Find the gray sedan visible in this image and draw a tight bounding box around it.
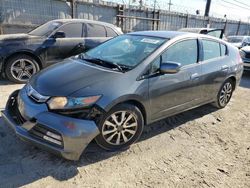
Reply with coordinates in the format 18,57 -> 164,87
1,31 -> 243,160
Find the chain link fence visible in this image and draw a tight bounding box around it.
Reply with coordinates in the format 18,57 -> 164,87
0,0 -> 249,36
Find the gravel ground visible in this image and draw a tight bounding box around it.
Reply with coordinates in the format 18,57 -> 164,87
0,72 -> 249,188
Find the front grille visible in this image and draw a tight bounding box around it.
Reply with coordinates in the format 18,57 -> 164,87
25,84 -> 49,103
29,124 -> 63,148
245,53 -> 250,59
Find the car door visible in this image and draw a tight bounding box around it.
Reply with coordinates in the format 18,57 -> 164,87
44,22 -> 85,64
84,23 -> 110,51
149,39 -> 203,121
206,29 -> 224,39
199,39 -> 229,100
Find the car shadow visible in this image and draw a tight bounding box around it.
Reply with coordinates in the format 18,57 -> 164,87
0,77 -> 20,85
0,103 -> 218,187
240,71 -> 250,89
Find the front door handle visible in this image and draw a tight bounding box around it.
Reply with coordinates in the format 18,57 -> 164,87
221,65 -> 229,71
190,73 -> 199,80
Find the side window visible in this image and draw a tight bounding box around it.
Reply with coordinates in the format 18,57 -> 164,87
202,40 -> 221,61
106,27 -> 118,37
162,39 -> 198,67
59,23 -> 83,38
220,43 -> 227,56
86,24 -> 106,37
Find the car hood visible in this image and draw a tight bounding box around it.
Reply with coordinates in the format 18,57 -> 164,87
29,58 -> 122,97
0,33 -> 40,41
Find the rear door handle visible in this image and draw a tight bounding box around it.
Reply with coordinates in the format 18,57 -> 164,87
221,65 -> 229,71
190,73 -> 199,80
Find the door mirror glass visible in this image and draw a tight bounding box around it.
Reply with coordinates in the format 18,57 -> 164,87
53,31 -> 66,38
160,61 -> 181,74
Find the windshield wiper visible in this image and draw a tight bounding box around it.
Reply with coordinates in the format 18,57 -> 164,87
80,57 -> 129,73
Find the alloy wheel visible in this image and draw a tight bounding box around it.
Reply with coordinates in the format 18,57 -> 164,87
102,111 -> 138,146
219,82 -> 233,107
10,59 -> 37,82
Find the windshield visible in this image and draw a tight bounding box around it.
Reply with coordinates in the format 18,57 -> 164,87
29,21 -> 63,37
82,35 -> 166,69
227,36 -> 244,43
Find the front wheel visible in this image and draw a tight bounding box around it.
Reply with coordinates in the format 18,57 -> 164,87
95,103 -> 144,151
213,79 -> 234,109
5,54 -> 40,83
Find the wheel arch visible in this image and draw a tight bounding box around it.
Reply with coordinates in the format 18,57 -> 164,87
2,51 -> 43,74
104,96 -> 148,125
226,75 -> 236,90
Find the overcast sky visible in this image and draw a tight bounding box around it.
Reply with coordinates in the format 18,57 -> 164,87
106,0 -> 250,22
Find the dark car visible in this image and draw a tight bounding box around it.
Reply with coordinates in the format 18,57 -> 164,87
179,27 -> 225,39
240,46 -> 250,71
0,19 -> 123,83
1,31 -> 243,160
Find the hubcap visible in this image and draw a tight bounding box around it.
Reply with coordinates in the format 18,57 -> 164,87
102,111 -> 138,146
219,82 -> 232,106
10,59 -> 37,82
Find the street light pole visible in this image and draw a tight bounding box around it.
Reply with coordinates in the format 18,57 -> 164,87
168,0 -> 172,12
204,0 -> 211,17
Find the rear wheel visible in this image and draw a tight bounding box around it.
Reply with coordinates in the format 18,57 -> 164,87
95,103 -> 144,151
5,54 -> 40,83
213,79 -> 234,108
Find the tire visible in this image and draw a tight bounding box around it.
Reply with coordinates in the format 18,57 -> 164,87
213,79 -> 234,109
5,54 -> 40,84
95,103 -> 144,151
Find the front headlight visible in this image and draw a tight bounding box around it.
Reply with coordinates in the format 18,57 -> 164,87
47,95 -> 102,110
239,50 -> 246,58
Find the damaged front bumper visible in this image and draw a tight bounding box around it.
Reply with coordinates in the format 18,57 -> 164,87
1,89 -> 100,160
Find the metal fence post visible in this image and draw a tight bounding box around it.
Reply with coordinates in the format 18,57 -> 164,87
71,0 -> 75,19
236,20 -> 241,35
156,10 -> 160,30
185,14 -> 188,27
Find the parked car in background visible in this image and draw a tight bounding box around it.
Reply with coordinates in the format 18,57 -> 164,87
227,35 -> 250,49
179,27 -> 225,39
0,19 -> 123,83
240,46 -> 250,71
1,31 -> 243,160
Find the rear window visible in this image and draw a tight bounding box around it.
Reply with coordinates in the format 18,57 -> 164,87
202,40 -> 221,61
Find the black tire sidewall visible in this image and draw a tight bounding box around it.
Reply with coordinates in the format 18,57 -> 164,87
95,103 -> 144,151
5,54 -> 40,83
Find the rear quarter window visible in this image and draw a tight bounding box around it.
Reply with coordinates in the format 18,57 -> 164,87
202,40 -> 221,61
106,27 -> 118,37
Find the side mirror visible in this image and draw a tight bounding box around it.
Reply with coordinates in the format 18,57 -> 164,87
160,61 -> 181,74
53,31 -> 65,38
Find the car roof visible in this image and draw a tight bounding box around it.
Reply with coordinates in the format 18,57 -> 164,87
51,19 -> 118,28
128,31 -> 188,39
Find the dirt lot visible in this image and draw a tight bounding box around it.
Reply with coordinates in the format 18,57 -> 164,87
0,73 -> 250,188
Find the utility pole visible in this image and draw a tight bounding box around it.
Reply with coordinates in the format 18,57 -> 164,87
168,0 -> 173,12
204,0 -> 211,17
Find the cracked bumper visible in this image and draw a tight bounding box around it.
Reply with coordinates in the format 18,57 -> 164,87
1,89 -> 100,160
